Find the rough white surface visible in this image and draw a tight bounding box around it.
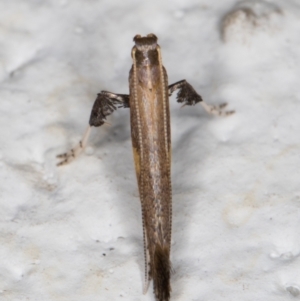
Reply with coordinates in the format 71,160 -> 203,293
1,0 -> 300,300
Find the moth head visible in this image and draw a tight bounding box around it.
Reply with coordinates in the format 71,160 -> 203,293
133,33 -> 158,52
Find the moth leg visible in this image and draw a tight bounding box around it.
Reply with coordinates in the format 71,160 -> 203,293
57,126 -> 91,166
89,91 -> 130,126
168,80 -> 234,116
57,91 -> 130,166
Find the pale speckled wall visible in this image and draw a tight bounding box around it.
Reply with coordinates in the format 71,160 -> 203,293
0,0 -> 300,300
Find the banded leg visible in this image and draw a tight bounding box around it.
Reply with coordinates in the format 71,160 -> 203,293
57,126 -> 91,166
57,91 -> 130,166
168,80 -> 234,116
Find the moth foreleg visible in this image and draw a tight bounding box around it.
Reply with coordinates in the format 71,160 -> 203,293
89,91 -> 130,126
57,91 -> 130,166
168,80 -> 234,116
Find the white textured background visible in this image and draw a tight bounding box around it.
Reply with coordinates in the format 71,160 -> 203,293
1,0 -> 300,300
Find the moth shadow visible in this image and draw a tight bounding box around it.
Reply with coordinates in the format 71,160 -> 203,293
89,109 -> 145,274
170,108 -> 216,294
171,107 -> 212,193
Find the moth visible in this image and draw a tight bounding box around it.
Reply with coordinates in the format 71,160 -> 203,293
57,34 -> 234,301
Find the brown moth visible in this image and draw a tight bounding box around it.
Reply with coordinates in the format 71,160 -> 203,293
57,34 -> 234,301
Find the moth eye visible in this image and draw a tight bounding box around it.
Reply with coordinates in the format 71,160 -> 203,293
147,33 -> 157,39
133,34 -> 142,41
